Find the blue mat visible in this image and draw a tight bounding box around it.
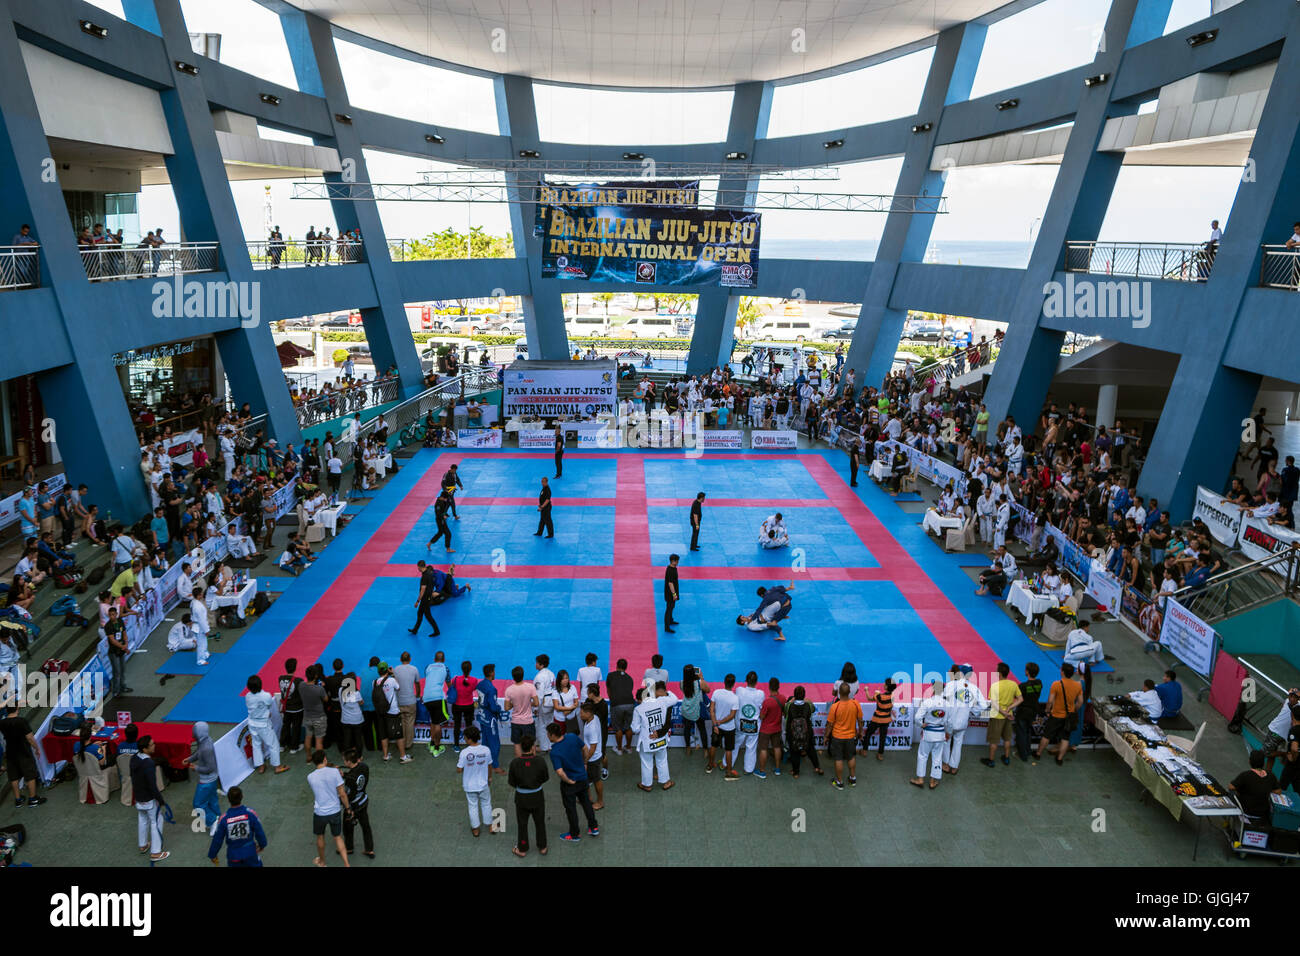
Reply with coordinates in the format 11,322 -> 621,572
258,578 -> 295,592
648,505 -> 879,567
891,492 -> 926,502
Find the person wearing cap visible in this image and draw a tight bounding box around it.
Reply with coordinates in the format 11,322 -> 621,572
942,664 -> 989,775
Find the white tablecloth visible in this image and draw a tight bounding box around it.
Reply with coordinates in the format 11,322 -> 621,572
210,578 -> 258,618
317,504 -> 345,536
921,508 -> 963,536
869,460 -> 890,481
1006,580 -> 1058,621
369,453 -> 393,480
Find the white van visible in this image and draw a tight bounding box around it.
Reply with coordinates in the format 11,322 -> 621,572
753,317 -> 815,342
565,314 -> 610,337
618,315 -> 676,339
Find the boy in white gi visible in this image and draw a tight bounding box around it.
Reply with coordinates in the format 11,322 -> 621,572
942,664 -> 989,774
911,681 -> 948,790
244,675 -> 287,774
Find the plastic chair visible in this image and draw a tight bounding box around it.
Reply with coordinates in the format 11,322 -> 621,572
1165,721 -> 1206,761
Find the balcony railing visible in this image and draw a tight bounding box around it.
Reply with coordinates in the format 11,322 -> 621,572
1260,244 -> 1300,290
80,241 -> 220,282
1064,240 -> 1217,282
247,238 -> 364,269
0,245 -> 40,291
294,376 -> 402,428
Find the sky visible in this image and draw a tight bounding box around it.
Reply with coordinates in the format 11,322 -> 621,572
82,0 -> 1241,259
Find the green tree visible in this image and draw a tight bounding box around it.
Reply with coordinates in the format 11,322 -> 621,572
735,296 -> 770,337
592,292 -> 616,317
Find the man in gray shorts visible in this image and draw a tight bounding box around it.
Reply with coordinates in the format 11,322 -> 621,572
606,659 -> 636,755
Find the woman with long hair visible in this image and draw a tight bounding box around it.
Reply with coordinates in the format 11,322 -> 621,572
680,664 -> 710,756
863,678 -> 897,760
552,671 -> 579,735
832,661 -> 859,701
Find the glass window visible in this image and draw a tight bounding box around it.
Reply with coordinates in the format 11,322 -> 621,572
765,48 -> 935,138
968,0 -> 1113,100
533,85 -> 733,145
179,0 -> 298,90
334,39 -> 500,135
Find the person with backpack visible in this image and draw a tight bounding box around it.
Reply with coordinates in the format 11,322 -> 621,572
784,687 -> 821,778
371,663 -> 406,763
279,659 -> 305,754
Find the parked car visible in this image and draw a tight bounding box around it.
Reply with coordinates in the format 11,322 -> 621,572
752,317 -> 815,342
566,314 -> 610,337
618,315 -> 676,339
447,316 -> 492,336
821,321 -> 856,341
903,320 -> 955,343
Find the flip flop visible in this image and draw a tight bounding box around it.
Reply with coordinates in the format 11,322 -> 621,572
313,857 -> 326,867
909,778 -> 924,788
662,781 -> 675,790
638,784 -> 653,792
928,780 -> 940,789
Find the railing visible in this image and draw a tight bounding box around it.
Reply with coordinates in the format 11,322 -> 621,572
0,245 -> 40,291
80,241 -> 220,282
247,238 -> 363,269
334,366 -> 499,463
1235,657 -> 1297,747
1259,244 -> 1300,290
912,340 -> 1000,389
386,239 -> 495,263
1170,545 -> 1300,624
1064,240 -> 1217,282
294,377 -> 401,428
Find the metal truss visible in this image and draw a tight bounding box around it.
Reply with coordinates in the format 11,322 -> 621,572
291,180 -> 947,213
416,160 -> 844,181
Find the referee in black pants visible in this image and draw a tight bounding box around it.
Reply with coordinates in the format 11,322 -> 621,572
534,477 -> 554,537
553,424 -> 565,478
664,554 -> 680,633
689,492 -> 704,551
849,442 -> 861,487
409,559 -> 441,637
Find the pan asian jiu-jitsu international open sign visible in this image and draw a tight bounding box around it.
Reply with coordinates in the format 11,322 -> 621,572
535,179 -> 761,288
503,359 -> 618,419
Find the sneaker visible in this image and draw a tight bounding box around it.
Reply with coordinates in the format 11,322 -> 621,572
400,754 -> 413,763
980,758 -> 996,768
848,776 -> 857,787
13,798 -> 22,810
428,744 -> 439,754
559,833 -> 581,843
773,768 -> 781,776
832,779 -> 845,790
1001,756 -> 1011,766
754,770 -> 767,779
27,796 -> 47,807
383,754 -> 392,761
586,827 -> 600,837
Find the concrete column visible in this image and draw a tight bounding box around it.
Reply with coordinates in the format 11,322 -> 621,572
843,22 -> 986,389
1095,383 -> 1118,429
687,80 -> 769,374
498,75 -> 569,360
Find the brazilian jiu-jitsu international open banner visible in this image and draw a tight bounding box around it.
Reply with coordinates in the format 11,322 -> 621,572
537,179 -> 761,288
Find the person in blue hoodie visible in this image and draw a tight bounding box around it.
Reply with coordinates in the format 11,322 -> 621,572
476,663 -> 504,772
207,787 -> 267,866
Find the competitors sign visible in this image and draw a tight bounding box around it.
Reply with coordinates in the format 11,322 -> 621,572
1160,598 -> 1218,677
537,180 -> 760,288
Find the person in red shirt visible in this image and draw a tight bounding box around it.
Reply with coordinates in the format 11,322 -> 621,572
758,677 -> 786,777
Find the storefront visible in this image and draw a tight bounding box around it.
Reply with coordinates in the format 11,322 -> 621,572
113,336 -> 221,436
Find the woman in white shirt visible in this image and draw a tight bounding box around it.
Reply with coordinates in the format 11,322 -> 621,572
551,671 -> 579,734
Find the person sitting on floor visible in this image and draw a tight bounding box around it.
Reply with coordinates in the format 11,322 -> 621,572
1064,619 -> 1105,669
758,513 -> 789,549
278,548 -> 306,576
1154,669 -> 1183,721
974,559 -> 1007,597
166,612 -> 210,665
1127,679 -> 1163,720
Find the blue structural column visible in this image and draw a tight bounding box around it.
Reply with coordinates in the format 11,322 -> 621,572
282,10 -> 426,394
686,81 -> 770,375
980,0 -> 1172,430
497,75 -> 569,361
842,22 -> 986,388
0,8 -> 150,519
124,0 -> 303,448
1137,3 -> 1300,516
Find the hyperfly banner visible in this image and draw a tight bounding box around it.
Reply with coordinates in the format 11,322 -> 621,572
535,179 -> 760,288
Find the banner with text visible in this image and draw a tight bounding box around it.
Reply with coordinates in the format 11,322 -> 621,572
540,201 -> 761,288
457,428 -> 503,449
504,367 -> 617,418
1193,485 -> 1244,547
751,430 -> 798,450
1160,597 -> 1218,677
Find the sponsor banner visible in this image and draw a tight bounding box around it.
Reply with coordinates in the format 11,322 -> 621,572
0,472 -> 68,530
699,430 -> 744,450
1011,501 -> 1037,547
1237,514 -> 1300,564
1193,485 -> 1243,547
270,482 -> 298,522
518,430 -> 553,449
1045,523 -> 1093,586
1086,561 -> 1122,614
503,366 -> 617,418
457,428 -> 503,449
539,197 -> 761,288
751,429 -> 798,450
1160,597 -> 1217,677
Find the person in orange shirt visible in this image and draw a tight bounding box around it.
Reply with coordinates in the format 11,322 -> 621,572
1035,663 -> 1083,766
825,683 -> 863,790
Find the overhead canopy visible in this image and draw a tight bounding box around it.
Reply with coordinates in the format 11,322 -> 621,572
277,340 -> 315,367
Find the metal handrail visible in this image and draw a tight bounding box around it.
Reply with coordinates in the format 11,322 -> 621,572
80,241 -> 219,282
1259,244 -> 1300,290
0,245 -> 40,291
1064,240 -> 1216,282
248,238 -> 363,269
1170,544 -> 1299,623
294,377 -> 401,427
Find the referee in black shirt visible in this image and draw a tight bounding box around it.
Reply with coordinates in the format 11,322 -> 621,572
664,553 -> 680,632
553,424 -> 564,479
689,492 -> 705,551
534,477 -> 554,537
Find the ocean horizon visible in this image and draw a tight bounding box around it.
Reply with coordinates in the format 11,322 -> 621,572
763,238 -> 1033,269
